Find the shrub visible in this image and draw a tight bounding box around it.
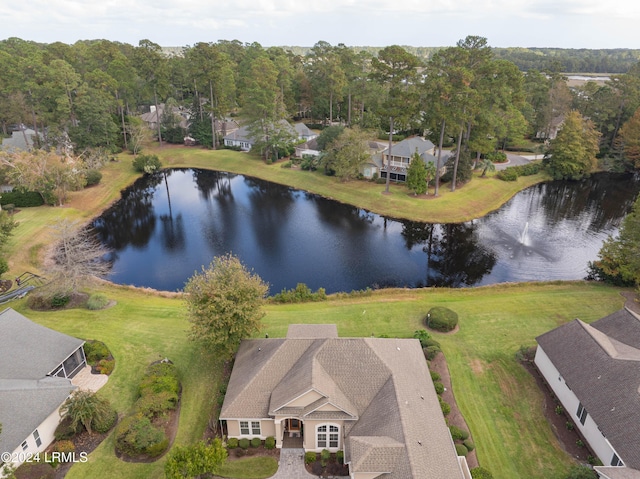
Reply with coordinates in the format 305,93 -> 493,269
576,439 -> 584,448
320,449 -> 330,466
138,363 -> 180,397
336,450 -> 344,464
496,168 -> 519,181
51,293 -> 70,308
423,344 -> 442,360
433,381 -> 445,395
227,437 -> 239,449
250,437 -> 261,448
0,190 -> 44,207
486,151 -> 508,163
60,390 -> 114,434
305,452 -> 317,464
54,417 -> 80,441
463,439 -> 475,452
238,438 -> 250,450
132,154 -> 162,174
413,329 -> 431,348
439,396 -> 451,416
87,293 -> 109,310
264,436 -> 275,450
555,405 -> 564,415
449,425 -> 469,441
565,464 -> 598,479
135,390 -> 178,417
430,371 -> 441,381
0,257 -> 8,277
115,413 -> 168,457
455,443 -> 468,456
83,340 -> 110,364
566,421 -> 574,430
281,161 -> 293,168
96,359 -> 115,375
425,307 -> 459,332
84,169 -> 103,186
53,440 -> 76,454
92,407 -> 118,433
471,467 -> 495,479
270,283 -> 327,303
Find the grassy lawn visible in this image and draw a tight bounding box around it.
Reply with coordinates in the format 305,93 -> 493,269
218,456 -> 279,479
9,281 -> 626,479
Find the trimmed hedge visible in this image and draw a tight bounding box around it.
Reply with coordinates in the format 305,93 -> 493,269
449,425 -> 470,441
265,436 -> 276,449
463,439 -> 475,452
250,437 -> 261,448
0,190 -> 44,207
471,467 -> 495,479
305,451 -> 316,464
238,438 -> 250,450
227,437 -> 239,449
425,307 -> 459,332
455,443 -> 468,456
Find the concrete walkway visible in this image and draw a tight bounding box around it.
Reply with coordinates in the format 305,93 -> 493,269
271,448 -> 315,478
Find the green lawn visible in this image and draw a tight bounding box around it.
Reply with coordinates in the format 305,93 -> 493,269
218,456 -> 279,479
10,281 -> 626,479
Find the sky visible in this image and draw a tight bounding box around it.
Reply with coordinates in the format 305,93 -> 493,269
2,0 -> 640,49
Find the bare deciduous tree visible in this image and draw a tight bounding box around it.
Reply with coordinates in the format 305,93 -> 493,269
47,219 -> 111,294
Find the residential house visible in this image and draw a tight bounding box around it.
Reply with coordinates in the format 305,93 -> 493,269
361,141 -> 388,179
223,120 -> 299,152
293,123 -> 317,141
220,324 -> 471,479
378,136 -> 447,182
140,103 -> 189,131
535,308 -> 640,478
1,126 -> 42,152
0,308 -> 86,473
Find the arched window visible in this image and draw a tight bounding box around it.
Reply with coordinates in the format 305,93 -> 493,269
316,424 -> 339,449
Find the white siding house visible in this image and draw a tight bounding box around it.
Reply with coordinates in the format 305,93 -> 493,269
535,309 -> 640,478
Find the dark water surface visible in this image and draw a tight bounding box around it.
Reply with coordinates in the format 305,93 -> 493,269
93,169 -> 640,294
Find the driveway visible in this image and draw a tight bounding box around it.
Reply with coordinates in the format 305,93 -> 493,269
494,153 -> 536,170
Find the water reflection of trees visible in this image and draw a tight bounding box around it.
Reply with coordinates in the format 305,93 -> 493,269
244,177 -> 295,255
93,172 -> 162,251
401,221 -> 496,287
539,173 -> 640,231
159,171 -> 186,252
311,194 -> 376,230
192,169 -> 235,202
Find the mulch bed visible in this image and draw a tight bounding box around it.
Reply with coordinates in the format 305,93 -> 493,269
305,455 -> 349,476
228,445 -> 280,461
52,428 -> 112,479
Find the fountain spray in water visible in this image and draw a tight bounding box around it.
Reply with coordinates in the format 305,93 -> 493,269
520,222 -> 529,244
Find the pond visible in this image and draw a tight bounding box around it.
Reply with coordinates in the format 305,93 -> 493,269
93,169 -> 640,294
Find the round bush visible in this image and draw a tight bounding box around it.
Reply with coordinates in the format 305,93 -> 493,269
264,436 -> 276,450
430,371 -> 441,381
53,440 -> 76,454
305,451 -> 317,464
87,293 -> 109,310
439,396 -> 451,416
471,467 -> 494,479
250,437 -> 261,448
84,340 -> 111,364
449,425 -> 469,441
425,307 -> 459,332
85,169 -> 103,186
433,381 -> 445,395
463,439 -> 475,452
238,438 -> 250,450
92,407 -> 118,433
336,450 -> 344,464
455,443 -> 468,456
97,359 -> 115,375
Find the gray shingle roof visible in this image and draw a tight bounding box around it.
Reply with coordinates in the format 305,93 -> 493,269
0,377 -> 75,455
0,309 -> 81,455
0,308 -> 84,379
536,308 -> 640,470
382,136 -> 435,160
221,325 -> 464,478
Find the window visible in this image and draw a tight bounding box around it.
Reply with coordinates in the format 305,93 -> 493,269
21,441 -> 28,451
33,429 -> 41,447
576,403 -> 588,425
611,453 -> 623,467
239,421 -> 260,436
317,424 -> 339,449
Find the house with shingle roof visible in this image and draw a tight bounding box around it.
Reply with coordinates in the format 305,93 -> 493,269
0,308 -> 86,473
223,120 -> 301,152
378,136 -> 448,182
535,308 -> 640,479
220,324 -> 471,479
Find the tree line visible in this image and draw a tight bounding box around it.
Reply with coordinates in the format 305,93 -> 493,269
1,35 -> 640,193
